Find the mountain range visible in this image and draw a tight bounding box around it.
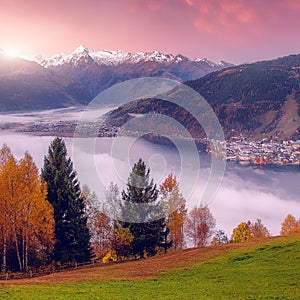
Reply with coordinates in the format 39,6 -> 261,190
106,54 -> 300,141
35,45 -> 233,97
0,46 -> 232,111
1,46 -> 300,140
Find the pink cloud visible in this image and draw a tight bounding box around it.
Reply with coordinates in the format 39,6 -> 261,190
237,10 -> 256,24
185,0 -> 194,6
194,19 -> 216,33
0,0 -> 300,64
147,1 -> 162,11
286,0 -> 300,10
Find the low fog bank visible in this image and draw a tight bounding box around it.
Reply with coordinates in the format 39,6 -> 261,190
0,134 -> 299,237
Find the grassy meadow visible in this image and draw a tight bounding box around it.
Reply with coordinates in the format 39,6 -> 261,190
0,235 -> 299,300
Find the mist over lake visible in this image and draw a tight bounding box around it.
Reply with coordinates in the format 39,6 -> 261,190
0,130 -> 299,237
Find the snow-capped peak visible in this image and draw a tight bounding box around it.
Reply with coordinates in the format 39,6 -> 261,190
37,46 -> 93,67
194,57 -> 217,67
72,44 -> 89,55
35,45 -> 224,69
194,57 -> 232,67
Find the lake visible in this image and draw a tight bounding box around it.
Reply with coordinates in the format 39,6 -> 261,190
0,129 -> 300,237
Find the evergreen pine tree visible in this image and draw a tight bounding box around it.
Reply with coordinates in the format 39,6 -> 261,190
121,159 -> 168,258
42,138 -> 92,263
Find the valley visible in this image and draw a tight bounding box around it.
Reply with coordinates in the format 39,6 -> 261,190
1,2 -> 300,299
1,106 -> 300,166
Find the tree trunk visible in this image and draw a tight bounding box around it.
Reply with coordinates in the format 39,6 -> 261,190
22,231 -> 25,271
180,224 -> 184,249
2,198 -> 7,272
2,230 -> 7,272
13,226 -> 22,272
25,230 -> 28,271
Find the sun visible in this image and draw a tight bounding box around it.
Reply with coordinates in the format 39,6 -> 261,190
3,48 -> 21,58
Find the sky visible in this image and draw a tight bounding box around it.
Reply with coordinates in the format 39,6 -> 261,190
1,0 -> 300,64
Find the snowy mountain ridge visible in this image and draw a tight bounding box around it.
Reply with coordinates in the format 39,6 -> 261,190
29,45 -> 234,98
35,45 -> 226,68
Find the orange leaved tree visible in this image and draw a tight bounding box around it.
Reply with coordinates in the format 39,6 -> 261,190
280,214 -> 300,235
0,144 -> 13,272
160,174 -> 187,251
185,206 -> 216,247
250,219 -> 270,239
18,152 -> 54,271
0,146 -> 54,272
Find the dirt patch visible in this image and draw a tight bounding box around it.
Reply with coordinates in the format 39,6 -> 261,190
0,236 -> 293,285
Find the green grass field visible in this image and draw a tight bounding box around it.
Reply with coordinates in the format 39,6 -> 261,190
1,235 -> 299,299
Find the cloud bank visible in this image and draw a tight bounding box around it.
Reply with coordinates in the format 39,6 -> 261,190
1,133 -> 299,236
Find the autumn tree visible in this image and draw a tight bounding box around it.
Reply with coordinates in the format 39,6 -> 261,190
160,174 -> 187,251
185,206 -> 216,247
4,156 -> 24,270
0,144 -> 13,272
120,159 -> 167,258
18,152 -> 54,270
0,151 -> 17,271
231,221 -> 252,243
92,212 -> 112,258
251,219 -> 270,239
232,219 -> 270,243
111,224 -> 133,260
42,138 -> 92,263
82,183 -> 124,259
280,214 -> 300,235
81,183 -> 131,260
0,146 -> 54,272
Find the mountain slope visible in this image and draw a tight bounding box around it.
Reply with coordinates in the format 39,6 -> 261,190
37,45 -> 233,97
106,54 -> 300,141
187,54 -> 300,140
1,235 -> 299,300
0,54 -> 90,111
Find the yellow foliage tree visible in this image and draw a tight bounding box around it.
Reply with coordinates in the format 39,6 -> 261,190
280,214 -> 300,235
231,221 -> 252,243
102,251 -> 117,263
111,224 -> 133,261
0,146 -> 54,271
232,219 -> 270,243
0,144 -> 13,272
160,174 -> 187,251
1,155 -> 23,270
19,152 -> 55,270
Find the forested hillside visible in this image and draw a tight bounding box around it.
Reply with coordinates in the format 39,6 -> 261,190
106,54 -> 300,141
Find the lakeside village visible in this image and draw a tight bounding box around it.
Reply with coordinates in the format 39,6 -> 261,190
4,119 -> 300,166
207,136 -> 300,166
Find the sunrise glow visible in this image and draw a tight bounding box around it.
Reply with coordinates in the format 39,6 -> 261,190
3,48 -> 21,58
1,0 -> 300,64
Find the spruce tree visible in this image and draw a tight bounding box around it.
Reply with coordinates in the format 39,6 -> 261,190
121,159 -> 168,258
42,138 -> 92,263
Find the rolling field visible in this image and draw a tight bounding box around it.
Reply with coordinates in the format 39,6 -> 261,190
0,235 -> 299,299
